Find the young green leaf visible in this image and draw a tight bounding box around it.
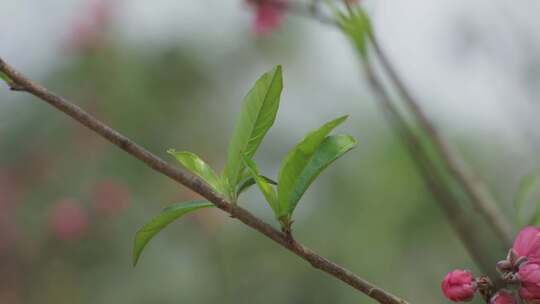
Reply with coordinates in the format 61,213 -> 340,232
133,200 -> 214,266
530,200 -> 540,226
0,71 -> 15,88
242,156 -> 280,216
515,169 -> 540,225
284,135 -> 357,214
277,116 -> 349,216
336,7 -> 372,60
168,150 -> 224,195
515,169 -> 540,210
236,175 -> 277,196
224,66 -> 283,193
0,72 -> 10,84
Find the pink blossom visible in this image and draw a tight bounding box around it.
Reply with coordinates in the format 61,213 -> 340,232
48,199 -> 89,241
246,0 -> 287,35
66,0 -> 114,52
490,290 -> 517,304
513,226 -> 540,263
519,263 -> 540,302
441,269 -> 476,302
92,180 -> 130,217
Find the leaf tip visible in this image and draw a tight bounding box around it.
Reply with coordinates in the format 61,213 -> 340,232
331,115 -> 349,127
338,114 -> 349,121
132,235 -> 142,267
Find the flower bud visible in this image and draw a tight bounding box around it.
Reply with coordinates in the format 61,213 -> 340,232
519,263 -> 540,302
441,269 -> 476,302
490,290 -> 517,304
513,226 -> 540,263
246,0 -> 287,35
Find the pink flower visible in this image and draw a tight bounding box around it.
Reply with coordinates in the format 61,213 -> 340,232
66,0 -> 114,52
490,290 -> 517,304
48,199 -> 89,241
519,263 -> 540,302
441,269 -> 476,302
513,227 -> 540,263
92,180 -> 130,217
246,0 -> 287,35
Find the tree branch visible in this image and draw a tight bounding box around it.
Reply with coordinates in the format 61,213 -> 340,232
0,57 -> 409,304
368,33 -> 514,246
363,60 -> 499,279
279,0 -> 512,277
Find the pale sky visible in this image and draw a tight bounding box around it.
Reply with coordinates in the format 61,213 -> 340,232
1,0 -> 539,154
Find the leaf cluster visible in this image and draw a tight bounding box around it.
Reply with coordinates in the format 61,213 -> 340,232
133,66 -> 356,265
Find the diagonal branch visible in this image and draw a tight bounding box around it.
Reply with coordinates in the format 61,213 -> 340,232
0,57 -> 408,304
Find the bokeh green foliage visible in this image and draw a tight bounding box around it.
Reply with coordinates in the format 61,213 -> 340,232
0,17 -> 520,304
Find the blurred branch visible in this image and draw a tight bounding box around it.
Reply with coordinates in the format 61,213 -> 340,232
0,57 -> 409,304
368,33 -> 514,246
363,60 -> 498,278
285,0 -> 513,247
286,1 -> 337,26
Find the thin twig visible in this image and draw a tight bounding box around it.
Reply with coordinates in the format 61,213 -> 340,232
368,33 -> 514,246
0,57 -> 409,304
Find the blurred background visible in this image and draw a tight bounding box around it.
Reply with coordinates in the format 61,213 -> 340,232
1,0 -> 540,303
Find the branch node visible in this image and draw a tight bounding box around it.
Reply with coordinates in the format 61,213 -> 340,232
9,84 -> 26,92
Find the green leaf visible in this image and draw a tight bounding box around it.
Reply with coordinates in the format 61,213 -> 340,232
530,199 -> 540,226
133,200 -> 214,266
168,150 -> 224,194
336,7 -> 372,59
277,115 -> 349,217
224,65 -> 283,193
515,169 -> 540,225
284,135 -> 357,214
0,71 -> 14,87
0,72 -> 9,83
515,169 -> 540,210
242,155 -> 280,216
236,175 -> 277,196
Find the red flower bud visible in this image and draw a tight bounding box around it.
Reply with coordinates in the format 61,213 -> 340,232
441,269 -> 476,302
513,226 -> 540,263
519,263 -> 540,302
246,0 -> 287,35
490,290 -> 517,304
